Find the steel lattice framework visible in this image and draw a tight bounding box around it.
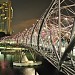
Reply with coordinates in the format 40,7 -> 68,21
0,0 -> 75,75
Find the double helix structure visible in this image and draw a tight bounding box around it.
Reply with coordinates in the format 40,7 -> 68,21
0,0 -> 75,75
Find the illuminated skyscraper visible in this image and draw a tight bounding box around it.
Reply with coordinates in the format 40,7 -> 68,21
0,0 -> 13,36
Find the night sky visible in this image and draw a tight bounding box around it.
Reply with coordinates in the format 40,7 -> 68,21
11,0 -> 51,25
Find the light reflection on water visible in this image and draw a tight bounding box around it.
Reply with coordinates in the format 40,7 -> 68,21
0,53 -> 39,75
0,61 -> 14,75
23,68 -> 39,75
0,61 -> 39,75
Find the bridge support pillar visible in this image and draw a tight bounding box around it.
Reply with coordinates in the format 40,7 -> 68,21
4,54 -> 6,61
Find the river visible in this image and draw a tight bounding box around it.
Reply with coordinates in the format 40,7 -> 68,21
0,53 -> 66,75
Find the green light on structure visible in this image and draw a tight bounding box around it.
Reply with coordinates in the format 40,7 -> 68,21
0,52 -> 4,61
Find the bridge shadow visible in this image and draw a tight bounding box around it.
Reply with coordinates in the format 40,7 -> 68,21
35,55 -> 65,75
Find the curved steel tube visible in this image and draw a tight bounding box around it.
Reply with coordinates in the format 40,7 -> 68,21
30,21 -> 38,46
37,0 -> 55,51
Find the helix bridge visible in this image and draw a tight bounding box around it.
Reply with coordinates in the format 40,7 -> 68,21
0,0 -> 75,75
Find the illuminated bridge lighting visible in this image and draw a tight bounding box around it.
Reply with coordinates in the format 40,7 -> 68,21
0,0 -> 75,75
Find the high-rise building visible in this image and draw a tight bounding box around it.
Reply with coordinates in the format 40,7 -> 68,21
0,0 -> 13,37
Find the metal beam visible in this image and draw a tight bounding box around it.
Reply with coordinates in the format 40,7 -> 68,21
37,0 -> 55,50
71,17 -> 75,39
59,35 -> 75,66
